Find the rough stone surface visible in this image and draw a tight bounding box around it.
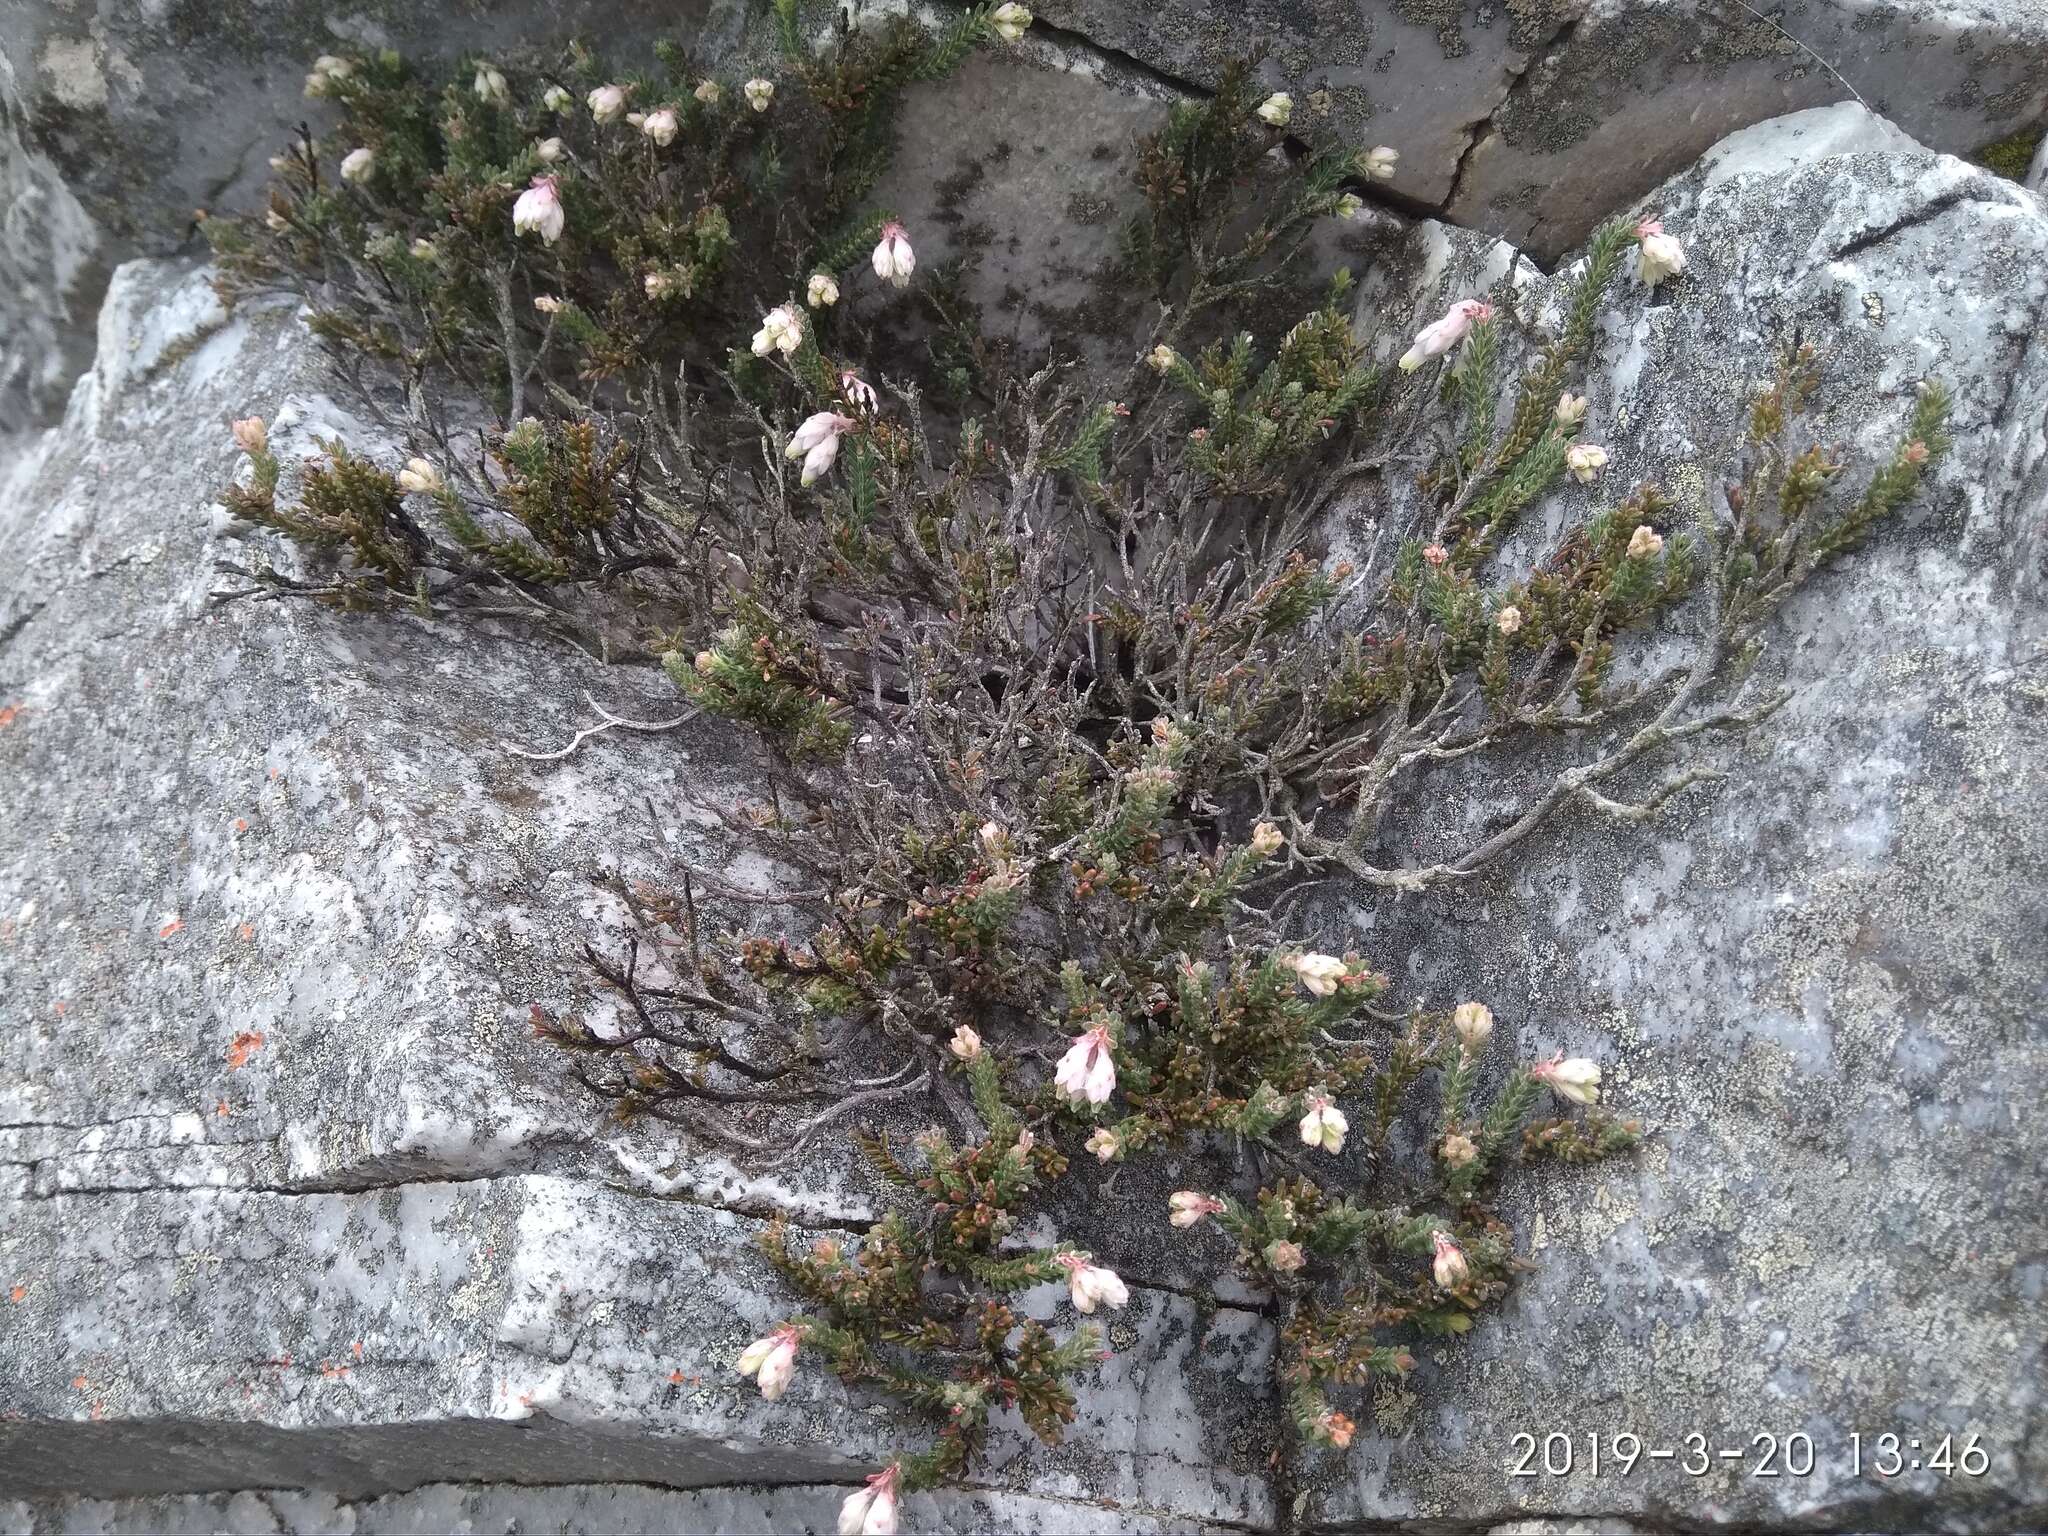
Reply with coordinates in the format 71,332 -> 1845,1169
2029,128 -> 2048,193
8,0 -> 2047,424
0,261 -> 1273,1528
1031,0 -> 2048,261
0,80 -> 100,436
0,5 -> 1171,433
1306,104 -> 2048,1532
866,45 -> 1171,360
0,1483 -> 1233,1535
4,101 -> 2047,1535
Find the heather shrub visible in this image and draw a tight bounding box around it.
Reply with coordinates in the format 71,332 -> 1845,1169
207,8 -> 1949,1529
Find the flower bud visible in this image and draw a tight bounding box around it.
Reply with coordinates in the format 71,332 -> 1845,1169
1397,298 -> 1492,372
410,238 -> 438,260
1363,144 -> 1399,181
948,1025 -> 982,1061
806,272 -> 839,308
1147,343 -> 1177,374
841,371 -> 879,413
693,79 -> 721,105
533,294 -> 564,314
1440,1132 -> 1478,1167
587,84 -> 627,122
535,136 -> 565,163
474,66 -> 509,105
744,78 -> 775,112
752,304 -> 804,358
838,1465 -> 900,1536
1451,1001 -> 1494,1050
1431,1230 -> 1469,1289
871,222 -> 916,288
735,1326 -> 801,1400
1554,391 -> 1588,427
1495,605 -> 1522,637
991,3 -> 1033,42
1249,822 -> 1284,858
1565,443 -> 1608,484
1289,952 -> 1347,998
1298,1094 -> 1348,1155
339,147 -> 375,183
1256,92 -> 1293,128
1634,217 -> 1687,287
1626,525 -> 1664,559
1055,1251 -> 1129,1312
230,416 -> 268,456
304,54 -> 351,98
395,458 -> 443,495
1422,542 -> 1449,566
1265,1239 -> 1306,1274
642,107 -> 680,146
512,176 -> 565,244
542,84 -> 572,112
1085,1127 -> 1119,1162
1333,193 -> 1366,221
1054,1025 -> 1117,1105
1532,1052 -> 1601,1105
1168,1191 -> 1223,1228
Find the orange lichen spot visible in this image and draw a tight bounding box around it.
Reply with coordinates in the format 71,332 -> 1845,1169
226,1031 -> 266,1069
352,1341 -> 364,1360
215,1100 -> 231,1117
71,1376 -> 88,1391
8,1285 -> 25,1304
0,704 -> 21,728
89,1402 -> 106,1421
52,1001 -> 66,1017
239,923 -> 255,942
158,918 -> 185,939
319,1361 -> 350,1379
235,818 -> 249,833
667,1369 -> 685,1384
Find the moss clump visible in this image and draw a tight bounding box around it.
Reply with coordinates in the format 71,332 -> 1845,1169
1974,123 -> 2045,183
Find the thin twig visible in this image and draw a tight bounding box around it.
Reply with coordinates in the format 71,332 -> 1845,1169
505,694 -> 700,761
1714,0 -> 1867,110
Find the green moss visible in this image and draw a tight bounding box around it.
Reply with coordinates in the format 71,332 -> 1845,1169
1974,123 -> 2045,183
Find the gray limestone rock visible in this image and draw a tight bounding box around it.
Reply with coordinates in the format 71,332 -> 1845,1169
7,0 -> 2046,430
0,3 -> 751,434
0,259 -> 1274,1529
1026,0 -> 2048,262
0,1482 -> 1233,1535
1303,102 -> 2048,1531
3,100 -> 2045,1534
0,83 -> 100,437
